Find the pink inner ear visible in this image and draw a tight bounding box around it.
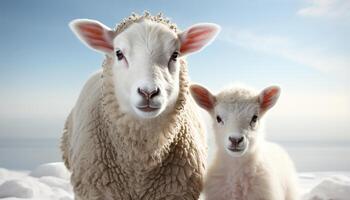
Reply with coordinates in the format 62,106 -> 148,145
180,26 -> 217,55
261,88 -> 279,110
78,23 -> 113,51
191,87 -> 214,110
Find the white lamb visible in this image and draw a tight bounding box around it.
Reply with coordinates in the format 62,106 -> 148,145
190,84 -> 299,200
61,12 -> 220,200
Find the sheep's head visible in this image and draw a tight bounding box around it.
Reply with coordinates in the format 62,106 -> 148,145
190,84 -> 280,158
69,13 -> 220,119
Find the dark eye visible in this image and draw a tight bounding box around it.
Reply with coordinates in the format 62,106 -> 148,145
170,51 -> 179,61
116,49 -> 124,61
216,115 -> 223,124
250,115 -> 258,127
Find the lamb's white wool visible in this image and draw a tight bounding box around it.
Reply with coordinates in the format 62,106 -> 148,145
190,84 -> 299,200
61,12 -> 220,200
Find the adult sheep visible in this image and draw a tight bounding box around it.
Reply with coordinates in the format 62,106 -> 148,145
61,12 -> 220,200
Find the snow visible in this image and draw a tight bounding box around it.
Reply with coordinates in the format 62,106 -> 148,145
29,163 -> 70,180
301,172 -> 350,200
0,163 -> 73,200
0,162 -> 349,200
0,180 -> 35,198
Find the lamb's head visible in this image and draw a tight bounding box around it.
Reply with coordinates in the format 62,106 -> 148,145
69,14 -> 220,119
190,84 -> 280,157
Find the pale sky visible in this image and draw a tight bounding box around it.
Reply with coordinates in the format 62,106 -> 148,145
0,0 -> 349,141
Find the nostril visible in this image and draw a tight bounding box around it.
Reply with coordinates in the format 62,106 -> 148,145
137,88 -> 142,95
229,136 -> 236,144
237,136 -> 244,144
137,88 -> 147,98
150,88 -> 160,99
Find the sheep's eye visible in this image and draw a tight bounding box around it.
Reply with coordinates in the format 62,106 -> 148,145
116,50 -> 124,61
216,115 -> 223,124
170,51 -> 179,61
250,115 -> 258,127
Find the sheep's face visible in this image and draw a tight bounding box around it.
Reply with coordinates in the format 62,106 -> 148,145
111,21 -> 181,119
190,85 -> 281,158
69,17 -> 220,119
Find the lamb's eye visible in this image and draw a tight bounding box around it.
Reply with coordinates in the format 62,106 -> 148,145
115,49 -> 124,61
170,51 -> 179,61
216,115 -> 223,124
250,115 -> 258,127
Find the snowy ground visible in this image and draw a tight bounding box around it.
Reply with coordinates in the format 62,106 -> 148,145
0,163 -> 349,200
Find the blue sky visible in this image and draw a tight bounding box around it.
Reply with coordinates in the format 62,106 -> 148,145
0,0 -> 349,141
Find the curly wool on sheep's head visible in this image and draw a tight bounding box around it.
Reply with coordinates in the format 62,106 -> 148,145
113,11 -> 179,35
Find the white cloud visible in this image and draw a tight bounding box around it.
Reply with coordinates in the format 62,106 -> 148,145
221,27 -> 350,75
298,0 -> 350,18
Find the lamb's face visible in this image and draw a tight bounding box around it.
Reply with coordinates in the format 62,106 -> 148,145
69,17 -> 220,119
190,84 -> 281,158
213,94 -> 261,157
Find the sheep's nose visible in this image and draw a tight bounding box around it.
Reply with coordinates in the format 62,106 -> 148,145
137,87 -> 160,100
229,136 -> 244,146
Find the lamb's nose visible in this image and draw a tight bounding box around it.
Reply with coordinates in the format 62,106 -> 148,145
229,136 -> 244,146
137,87 -> 160,100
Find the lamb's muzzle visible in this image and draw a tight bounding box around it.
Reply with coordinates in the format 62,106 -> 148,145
228,135 -> 246,151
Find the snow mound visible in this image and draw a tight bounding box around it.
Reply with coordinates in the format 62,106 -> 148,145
303,175 -> 350,200
30,162 -> 70,179
0,168 -> 27,185
0,179 -> 34,198
38,176 -> 72,193
0,162 -> 349,200
0,163 -> 73,200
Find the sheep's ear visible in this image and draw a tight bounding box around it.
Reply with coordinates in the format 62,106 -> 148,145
190,84 -> 216,112
69,19 -> 114,54
259,86 -> 281,115
178,23 -> 220,56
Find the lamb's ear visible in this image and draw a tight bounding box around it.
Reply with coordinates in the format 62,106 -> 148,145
259,86 -> 281,115
190,84 -> 216,112
178,23 -> 221,56
69,19 -> 114,54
